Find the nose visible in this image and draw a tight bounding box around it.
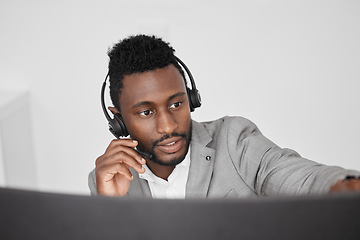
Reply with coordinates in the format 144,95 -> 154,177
156,110 -> 178,135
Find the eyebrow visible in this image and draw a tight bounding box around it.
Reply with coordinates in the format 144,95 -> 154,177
131,92 -> 186,109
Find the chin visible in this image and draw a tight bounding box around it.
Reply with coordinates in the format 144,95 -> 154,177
145,122 -> 192,166
151,147 -> 189,166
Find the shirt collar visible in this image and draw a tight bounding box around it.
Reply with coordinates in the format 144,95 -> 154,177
139,147 -> 190,183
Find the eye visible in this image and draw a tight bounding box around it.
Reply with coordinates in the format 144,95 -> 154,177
139,109 -> 154,117
169,102 -> 182,109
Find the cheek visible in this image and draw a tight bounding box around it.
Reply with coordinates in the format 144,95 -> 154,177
180,111 -> 192,129
123,113 -> 154,137
127,122 -> 156,146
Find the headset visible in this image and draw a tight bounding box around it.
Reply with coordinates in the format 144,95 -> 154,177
101,56 -> 201,138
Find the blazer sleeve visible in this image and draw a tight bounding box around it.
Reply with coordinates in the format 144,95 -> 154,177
88,169 -> 98,195
225,117 -> 360,196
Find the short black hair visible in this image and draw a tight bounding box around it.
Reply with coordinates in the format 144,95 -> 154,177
107,34 -> 187,111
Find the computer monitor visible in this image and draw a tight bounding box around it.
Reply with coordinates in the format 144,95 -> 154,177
0,187 -> 359,240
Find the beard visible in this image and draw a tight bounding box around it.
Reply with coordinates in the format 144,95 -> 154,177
137,122 -> 192,166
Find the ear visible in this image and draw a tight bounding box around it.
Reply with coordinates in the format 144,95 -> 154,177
108,106 -> 120,115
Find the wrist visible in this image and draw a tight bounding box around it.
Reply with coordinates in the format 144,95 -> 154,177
330,175 -> 360,192
342,175 -> 360,181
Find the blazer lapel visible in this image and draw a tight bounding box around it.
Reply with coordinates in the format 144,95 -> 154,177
128,168 -> 152,198
186,120 -> 215,198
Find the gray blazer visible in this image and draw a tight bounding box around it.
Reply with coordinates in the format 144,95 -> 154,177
89,116 -> 359,198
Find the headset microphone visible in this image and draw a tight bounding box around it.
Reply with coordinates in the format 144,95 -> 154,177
101,56 -> 201,138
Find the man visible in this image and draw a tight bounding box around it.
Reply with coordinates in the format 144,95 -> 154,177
89,34 -> 360,198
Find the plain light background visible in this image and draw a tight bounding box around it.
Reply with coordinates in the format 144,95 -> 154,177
0,0 -> 359,194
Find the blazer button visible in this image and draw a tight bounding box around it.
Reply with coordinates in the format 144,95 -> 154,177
205,156 -> 211,161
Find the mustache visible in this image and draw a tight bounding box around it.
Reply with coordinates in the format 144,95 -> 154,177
152,132 -> 187,147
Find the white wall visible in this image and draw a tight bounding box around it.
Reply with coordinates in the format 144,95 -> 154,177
0,91 -> 37,189
0,0 -> 359,195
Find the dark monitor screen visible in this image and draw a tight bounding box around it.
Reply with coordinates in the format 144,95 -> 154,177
0,187 -> 359,240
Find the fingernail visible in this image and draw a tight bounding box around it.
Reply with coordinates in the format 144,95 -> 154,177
141,158 -> 146,164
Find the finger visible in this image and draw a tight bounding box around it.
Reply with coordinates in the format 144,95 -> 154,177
106,167 -> 133,182
105,140 -> 145,164
99,151 -> 146,174
105,139 -> 138,152
97,147 -> 146,169
98,162 -> 134,181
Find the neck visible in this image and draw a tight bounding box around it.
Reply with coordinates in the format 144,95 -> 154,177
146,161 -> 175,180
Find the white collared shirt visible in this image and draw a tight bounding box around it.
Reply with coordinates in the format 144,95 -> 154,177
139,150 -> 190,199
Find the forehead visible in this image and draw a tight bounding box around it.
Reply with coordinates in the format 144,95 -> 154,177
119,65 -> 187,110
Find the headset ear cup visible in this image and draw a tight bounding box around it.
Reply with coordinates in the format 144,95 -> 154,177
187,88 -> 202,112
111,113 -> 129,137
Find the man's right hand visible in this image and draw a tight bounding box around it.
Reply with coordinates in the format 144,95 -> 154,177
95,139 -> 146,196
